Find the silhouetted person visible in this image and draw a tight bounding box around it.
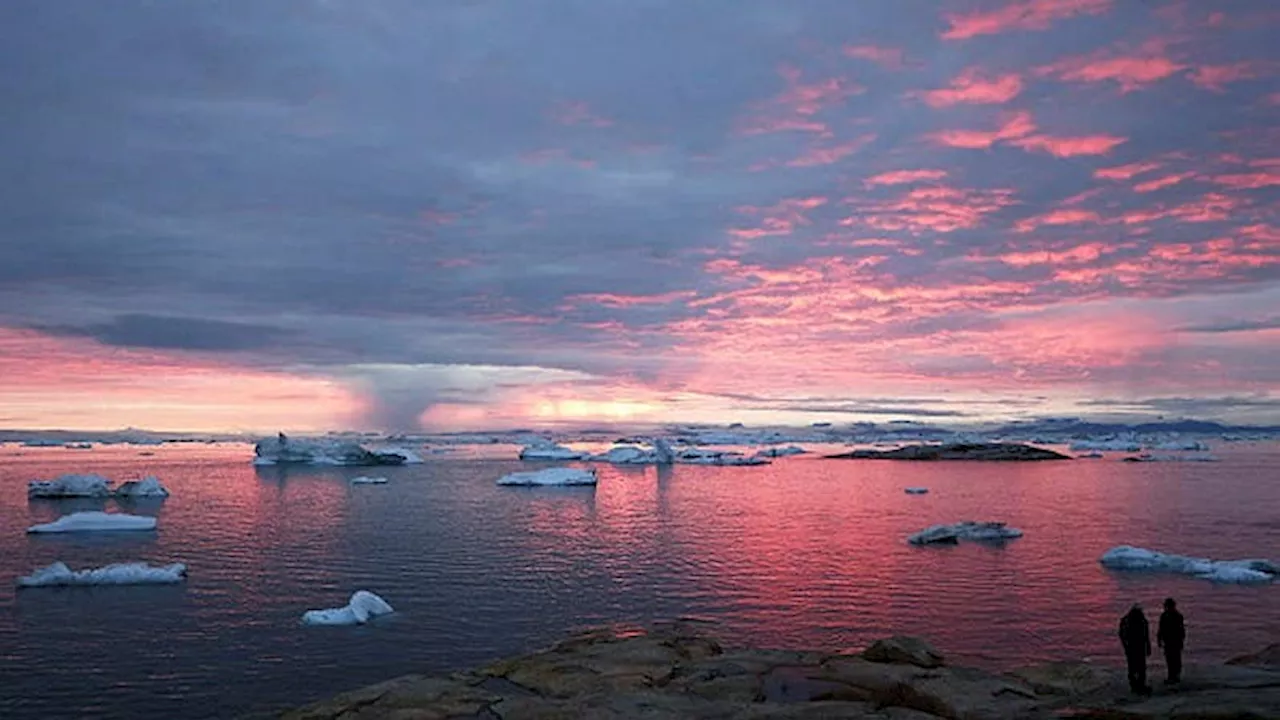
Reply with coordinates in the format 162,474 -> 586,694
1158,597 -> 1185,684
1119,604 -> 1152,695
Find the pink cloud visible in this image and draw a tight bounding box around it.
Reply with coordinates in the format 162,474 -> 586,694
918,69 -> 1024,107
929,110 -> 1035,149
787,134 -> 877,167
1014,209 -> 1103,233
728,197 -> 828,240
1134,172 -> 1196,193
1094,161 -> 1162,180
991,241 -> 1110,266
1011,133 -> 1127,157
1036,49 -> 1186,92
863,169 -> 949,187
942,0 -> 1112,40
1188,62 -> 1274,92
844,185 -> 1018,234
775,64 -> 865,116
844,44 -> 906,69
1210,171 -> 1280,190
566,290 -> 697,308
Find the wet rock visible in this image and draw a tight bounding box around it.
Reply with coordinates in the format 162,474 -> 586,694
1228,643 -> 1280,667
1007,662 -> 1121,696
863,637 -> 946,669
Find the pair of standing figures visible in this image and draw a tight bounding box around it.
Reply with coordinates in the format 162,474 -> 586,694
1118,597 -> 1185,695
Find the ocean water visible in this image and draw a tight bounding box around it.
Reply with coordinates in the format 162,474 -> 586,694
1,442 -> 1277,719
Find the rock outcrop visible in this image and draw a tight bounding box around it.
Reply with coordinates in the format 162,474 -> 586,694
279,623 -> 1280,719
829,443 -> 1071,461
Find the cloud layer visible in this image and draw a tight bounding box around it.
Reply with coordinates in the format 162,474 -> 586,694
1,0 -> 1277,430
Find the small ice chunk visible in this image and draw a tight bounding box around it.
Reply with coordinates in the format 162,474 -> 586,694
28,474 -> 113,499
904,487 -> 929,495
350,476 -> 388,484
908,521 -> 1022,545
27,511 -> 157,534
1100,546 -> 1276,584
114,476 -> 170,498
1069,439 -> 1142,452
17,561 -> 186,588
302,590 -> 395,625
590,446 -> 655,464
497,467 -> 597,486
1149,440 -> 1208,451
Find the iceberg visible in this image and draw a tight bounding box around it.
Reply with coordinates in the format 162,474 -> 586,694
518,440 -> 589,461
27,511 -> 157,534
1100,546 -> 1276,584
688,453 -> 770,466
301,590 -> 395,626
17,561 -> 186,588
589,445 -> 656,464
253,433 -> 408,466
1069,439 -> 1142,452
755,445 -> 807,458
904,487 -> 929,495
369,446 -> 423,464
497,467 -> 597,486
114,476 -> 170,498
908,521 -> 1023,546
1149,439 -> 1209,451
350,476 -> 388,484
1122,453 -> 1220,463
28,474 -> 113,499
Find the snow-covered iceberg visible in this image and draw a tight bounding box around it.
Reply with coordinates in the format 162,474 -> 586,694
755,445 -> 807,458
589,445 -> 656,464
17,561 -> 186,588
908,521 -> 1023,545
302,590 -> 395,626
114,477 -> 170,498
253,434 -> 409,467
904,487 -> 929,495
350,476 -> 388,485
518,440 -> 589,461
28,474 -> 113,499
497,467 -> 598,486
27,511 -> 157,534
1100,546 -> 1277,584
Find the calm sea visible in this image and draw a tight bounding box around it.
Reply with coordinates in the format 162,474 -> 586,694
1,442 -> 1277,719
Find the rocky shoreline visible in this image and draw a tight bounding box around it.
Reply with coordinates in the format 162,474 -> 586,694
279,622 -> 1280,719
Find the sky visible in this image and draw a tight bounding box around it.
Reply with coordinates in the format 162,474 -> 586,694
1,0 -> 1278,432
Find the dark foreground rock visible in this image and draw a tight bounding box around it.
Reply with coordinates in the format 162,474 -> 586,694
828,443 -> 1071,462
278,622 -> 1280,719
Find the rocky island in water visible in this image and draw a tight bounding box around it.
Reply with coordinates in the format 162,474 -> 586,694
828,443 -> 1071,462
281,622 -> 1280,719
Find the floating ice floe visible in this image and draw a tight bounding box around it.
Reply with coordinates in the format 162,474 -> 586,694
497,467 -> 598,486
904,487 -> 929,495
1077,452 -> 1104,459
1100,546 -> 1277,584
28,474 -> 113,499
1069,439 -> 1142,452
688,453 -> 771,466
350,476 -> 388,485
518,440 -> 589,461
754,445 -> 807,458
253,434 -> 410,466
589,445 -> 655,464
114,476 -> 170,498
302,590 -> 395,626
27,511 -> 157,534
17,561 -> 186,588
908,521 -> 1023,545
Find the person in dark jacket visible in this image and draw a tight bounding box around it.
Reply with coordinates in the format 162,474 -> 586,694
1118,604 -> 1152,694
1158,597 -> 1186,684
